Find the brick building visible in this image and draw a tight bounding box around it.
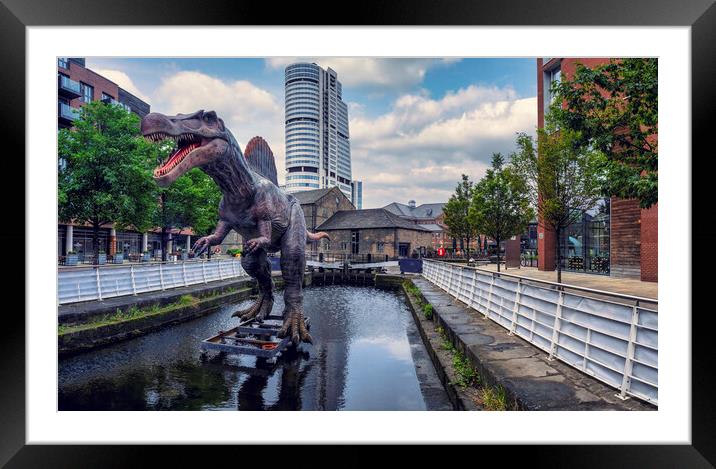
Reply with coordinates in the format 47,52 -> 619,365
537,58 -> 657,282
58,57 -> 162,261
316,208 -> 433,258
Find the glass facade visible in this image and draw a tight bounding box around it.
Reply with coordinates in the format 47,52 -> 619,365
558,198 -> 610,274
284,63 -> 357,204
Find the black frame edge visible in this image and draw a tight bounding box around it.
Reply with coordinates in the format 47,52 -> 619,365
4,0 -> 715,466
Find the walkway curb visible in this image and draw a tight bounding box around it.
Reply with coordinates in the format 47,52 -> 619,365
401,280 -> 480,411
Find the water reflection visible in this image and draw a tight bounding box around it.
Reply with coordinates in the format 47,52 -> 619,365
59,286 -> 432,411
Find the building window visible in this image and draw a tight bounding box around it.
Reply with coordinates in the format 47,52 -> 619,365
376,242 -> 385,253
544,63 -> 561,108
58,57 -> 69,69
340,242 -> 348,251
80,82 -> 94,103
558,198 -> 610,274
351,230 -> 360,254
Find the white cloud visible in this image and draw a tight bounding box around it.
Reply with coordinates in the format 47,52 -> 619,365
151,71 -> 287,182
93,68 -> 152,104
349,85 -> 537,208
266,58 -> 457,89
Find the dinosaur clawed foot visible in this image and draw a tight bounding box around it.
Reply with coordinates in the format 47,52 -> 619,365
278,308 -> 313,345
232,293 -> 274,322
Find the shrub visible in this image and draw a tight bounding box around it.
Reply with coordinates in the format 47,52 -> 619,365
423,303 -> 433,320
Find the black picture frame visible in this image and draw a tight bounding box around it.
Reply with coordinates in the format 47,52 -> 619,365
3,0 -> 714,466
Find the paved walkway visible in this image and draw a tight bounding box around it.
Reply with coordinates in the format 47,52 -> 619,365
478,264 -> 657,300
412,277 -> 654,410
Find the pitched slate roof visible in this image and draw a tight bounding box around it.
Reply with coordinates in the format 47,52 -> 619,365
383,202 -> 445,219
291,187 -> 339,205
317,208 -> 430,231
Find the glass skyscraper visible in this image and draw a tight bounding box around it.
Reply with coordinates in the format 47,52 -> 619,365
284,63 -> 357,203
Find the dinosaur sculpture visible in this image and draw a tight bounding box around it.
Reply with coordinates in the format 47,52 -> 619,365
141,110 -> 328,344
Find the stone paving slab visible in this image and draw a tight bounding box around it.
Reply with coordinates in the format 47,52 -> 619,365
412,277 -> 655,411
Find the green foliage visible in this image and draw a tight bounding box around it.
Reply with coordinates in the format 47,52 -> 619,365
57,294 -> 200,335
176,294 -> 199,306
453,351 -> 479,388
154,168 -> 222,238
58,101 -> 159,255
481,385 -> 507,411
551,58 -> 657,208
468,153 -> 533,270
443,174 -> 478,255
422,303 -> 433,320
511,128 -> 606,282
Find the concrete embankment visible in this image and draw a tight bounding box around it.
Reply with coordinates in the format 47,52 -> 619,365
403,276 -> 654,411
58,273 -> 312,356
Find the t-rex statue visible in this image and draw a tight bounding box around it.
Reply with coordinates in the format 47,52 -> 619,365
141,109 -> 328,344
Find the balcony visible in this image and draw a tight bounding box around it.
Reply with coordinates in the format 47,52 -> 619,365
58,102 -> 78,125
101,96 -> 132,113
58,75 -> 81,99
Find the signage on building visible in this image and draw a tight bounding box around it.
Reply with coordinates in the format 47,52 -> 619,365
437,247 -> 446,257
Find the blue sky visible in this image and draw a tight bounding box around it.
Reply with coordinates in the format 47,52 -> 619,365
86,57 -> 538,208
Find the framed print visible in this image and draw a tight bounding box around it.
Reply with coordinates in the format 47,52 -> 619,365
4,0 -> 715,465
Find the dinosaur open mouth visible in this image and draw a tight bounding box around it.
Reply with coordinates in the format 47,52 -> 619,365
146,132 -> 203,177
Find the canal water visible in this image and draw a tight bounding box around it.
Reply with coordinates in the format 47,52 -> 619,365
58,286 -> 452,410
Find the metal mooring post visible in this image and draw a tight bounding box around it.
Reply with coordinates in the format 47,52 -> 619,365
509,278 -> 522,335
95,267 -> 103,301
130,265 -> 137,295
548,290 -> 565,361
617,305 -> 640,400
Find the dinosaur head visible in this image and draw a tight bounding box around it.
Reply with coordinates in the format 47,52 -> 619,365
141,110 -> 230,187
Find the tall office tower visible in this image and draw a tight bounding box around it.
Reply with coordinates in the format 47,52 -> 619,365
284,63 -> 356,203
351,180 -> 363,209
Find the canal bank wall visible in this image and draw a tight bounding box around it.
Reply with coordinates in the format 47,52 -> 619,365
405,276 -> 654,411
58,273 -> 313,356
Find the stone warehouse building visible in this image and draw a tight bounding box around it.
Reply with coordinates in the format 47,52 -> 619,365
316,208 -> 433,258
292,187 -> 355,252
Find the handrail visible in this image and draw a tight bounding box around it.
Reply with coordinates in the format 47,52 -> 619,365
58,257 -> 232,271
421,259 -> 658,405
424,259 -> 657,306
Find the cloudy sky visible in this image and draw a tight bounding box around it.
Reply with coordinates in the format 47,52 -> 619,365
86,57 -> 538,208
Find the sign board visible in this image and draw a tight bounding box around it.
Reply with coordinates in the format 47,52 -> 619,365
437,247 -> 446,257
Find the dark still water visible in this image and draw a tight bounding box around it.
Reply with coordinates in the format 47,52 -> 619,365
58,286 -> 451,411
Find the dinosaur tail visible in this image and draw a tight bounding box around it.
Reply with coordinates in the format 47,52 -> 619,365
306,230 -> 330,241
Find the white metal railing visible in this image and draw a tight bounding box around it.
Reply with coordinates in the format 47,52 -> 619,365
422,259 -> 658,405
58,258 -> 247,305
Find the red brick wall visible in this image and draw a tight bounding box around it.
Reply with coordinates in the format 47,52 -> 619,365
640,203 -> 658,282
58,61 -> 119,109
610,197 -> 642,278
537,58 -> 658,283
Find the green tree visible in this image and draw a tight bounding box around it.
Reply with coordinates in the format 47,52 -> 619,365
443,174 -> 477,258
552,58 -> 657,208
153,167 -> 222,260
58,101 -> 158,262
511,125 -> 606,283
469,154 -> 533,272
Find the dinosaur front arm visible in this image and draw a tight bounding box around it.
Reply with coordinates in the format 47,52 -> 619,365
192,219 -> 231,255
244,219 -> 271,254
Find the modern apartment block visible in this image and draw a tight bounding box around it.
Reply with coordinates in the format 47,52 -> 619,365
57,57 -> 169,261
284,63 -> 359,204
58,57 -> 149,130
537,58 -> 657,282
